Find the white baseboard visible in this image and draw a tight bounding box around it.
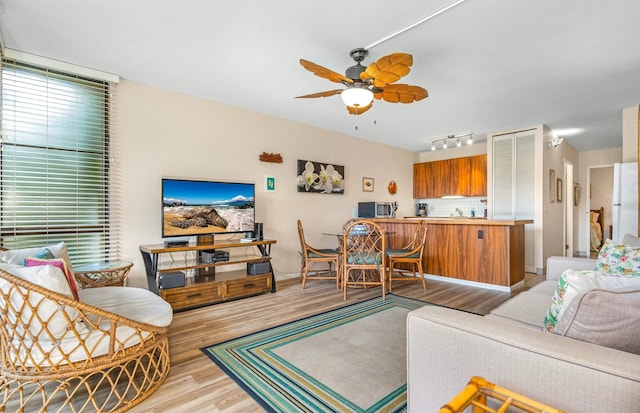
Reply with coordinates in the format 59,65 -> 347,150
424,273 -> 518,292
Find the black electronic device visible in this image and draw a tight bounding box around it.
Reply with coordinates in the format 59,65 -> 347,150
162,178 -> 255,238
158,271 -> 185,289
164,239 -> 189,247
200,250 -> 230,264
254,222 -> 263,240
247,261 -> 270,275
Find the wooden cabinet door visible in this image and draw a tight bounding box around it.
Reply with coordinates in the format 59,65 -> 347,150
469,155 -> 487,196
428,159 -> 451,198
414,160 -> 449,198
450,157 -> 471,196
413,163 -> 429,198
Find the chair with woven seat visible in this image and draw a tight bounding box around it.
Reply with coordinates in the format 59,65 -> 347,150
387,220 -> 428,291
0,263 -> 172,412
297,219 -> 340,289
342,220 -> 387,300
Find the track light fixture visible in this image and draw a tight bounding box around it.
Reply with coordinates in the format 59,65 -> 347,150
430,133 -> 474,151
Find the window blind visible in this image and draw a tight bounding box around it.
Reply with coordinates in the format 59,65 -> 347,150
0,59 -> 119,266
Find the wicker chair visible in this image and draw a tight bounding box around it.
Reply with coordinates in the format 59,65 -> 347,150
342,220 -> 387,300
387,220 -> 428,291
297,219 -> 340,289
0,267 -> 171,412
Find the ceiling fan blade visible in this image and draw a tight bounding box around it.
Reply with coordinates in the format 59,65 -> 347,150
296,89 -> 343,99
375,84 -> 428,103
299,59 -> 354,84
361,53 -> 413,87
346,102 -> 372,115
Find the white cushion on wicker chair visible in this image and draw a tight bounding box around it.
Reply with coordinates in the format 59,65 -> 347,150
16,287 -> 172,367
79,286 -> 173,327
1,264 -> 172,366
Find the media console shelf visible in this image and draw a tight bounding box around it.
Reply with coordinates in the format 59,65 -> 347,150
139,239 -> 277,311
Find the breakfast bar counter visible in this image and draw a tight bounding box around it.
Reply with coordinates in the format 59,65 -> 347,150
371,218 -> 533,291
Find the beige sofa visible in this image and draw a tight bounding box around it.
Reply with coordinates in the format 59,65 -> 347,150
406,255 -> 640,412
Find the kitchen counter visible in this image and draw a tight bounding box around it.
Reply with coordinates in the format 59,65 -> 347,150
400,217 -> 533,226
374,218 -> 532,291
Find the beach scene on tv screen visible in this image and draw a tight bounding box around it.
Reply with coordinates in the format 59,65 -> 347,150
163,180 -> 255,237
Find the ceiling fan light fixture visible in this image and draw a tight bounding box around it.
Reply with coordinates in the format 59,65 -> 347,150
341,86 -> 374,108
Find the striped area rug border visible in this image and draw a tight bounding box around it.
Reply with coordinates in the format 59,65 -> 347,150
201,294 -> 430,413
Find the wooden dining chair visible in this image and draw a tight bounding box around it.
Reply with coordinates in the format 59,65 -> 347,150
297,219 -> 340,289
387,220 -> 428,291
342,220 -> 387,300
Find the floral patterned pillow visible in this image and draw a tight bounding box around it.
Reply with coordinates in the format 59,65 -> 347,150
595,239 -> 640,276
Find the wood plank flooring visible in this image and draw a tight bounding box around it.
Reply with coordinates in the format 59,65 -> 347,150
128,273 -> 543,413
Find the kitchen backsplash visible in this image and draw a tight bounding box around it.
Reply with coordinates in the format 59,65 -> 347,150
414,196 -> 487,217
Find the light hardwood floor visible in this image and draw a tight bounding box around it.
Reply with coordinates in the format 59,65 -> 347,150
128,273 -> 543,413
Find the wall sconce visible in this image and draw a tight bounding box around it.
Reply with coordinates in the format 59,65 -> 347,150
431,133 -> 473,151
548,136 -> 563,149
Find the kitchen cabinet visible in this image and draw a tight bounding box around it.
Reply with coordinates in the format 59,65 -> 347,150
413,154 -> 487,198
375,218 -> 532,289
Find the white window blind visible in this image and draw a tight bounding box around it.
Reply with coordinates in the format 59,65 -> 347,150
0,59 -> 119,266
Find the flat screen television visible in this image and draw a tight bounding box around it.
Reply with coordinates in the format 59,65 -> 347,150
162,178 -> 255,238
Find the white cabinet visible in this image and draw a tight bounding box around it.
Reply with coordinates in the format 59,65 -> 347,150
491,130 -> 536,272
492,131 -> 535,219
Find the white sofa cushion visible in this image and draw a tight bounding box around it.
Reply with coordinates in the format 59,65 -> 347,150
553,286 -> 640,354
621,233 -> 640,248
543,269 -> 640,332
527,279 -> 558,296
489,291 -> 552,329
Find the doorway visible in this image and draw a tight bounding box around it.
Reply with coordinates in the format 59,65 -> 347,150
586,165 -> 614,257
564,161 -> 574,256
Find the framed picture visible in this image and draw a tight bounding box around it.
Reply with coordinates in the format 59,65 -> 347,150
556,178 -> 563,203
362,177 -> 374,192
296,159 -> 344,194
574,183 -> 581,206
549,169 -> 556,203
265,176 -> 276,192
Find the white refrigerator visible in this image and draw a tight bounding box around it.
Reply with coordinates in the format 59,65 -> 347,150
612,162 -> 638,242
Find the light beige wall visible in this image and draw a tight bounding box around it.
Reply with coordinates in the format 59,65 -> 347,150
542,128 -> 580,264
622,105 -> 639,162
114,80 -> 417,288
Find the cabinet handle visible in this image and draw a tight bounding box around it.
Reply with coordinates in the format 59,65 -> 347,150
244,283 -> 256,288
187,293 -> 202,298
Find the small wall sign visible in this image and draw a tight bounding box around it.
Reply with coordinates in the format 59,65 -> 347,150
265,176 -> 276,192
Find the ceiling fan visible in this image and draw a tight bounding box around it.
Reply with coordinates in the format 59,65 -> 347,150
296,48 -> 428,115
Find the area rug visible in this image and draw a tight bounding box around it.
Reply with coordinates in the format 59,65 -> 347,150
201,294 -> 428,413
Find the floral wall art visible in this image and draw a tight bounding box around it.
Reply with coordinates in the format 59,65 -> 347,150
296,160 -> 345,194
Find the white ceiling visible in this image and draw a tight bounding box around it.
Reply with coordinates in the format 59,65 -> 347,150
1,0 -> 639,152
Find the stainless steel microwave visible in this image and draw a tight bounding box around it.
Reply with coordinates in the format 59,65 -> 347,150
357,202 -> 395,218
